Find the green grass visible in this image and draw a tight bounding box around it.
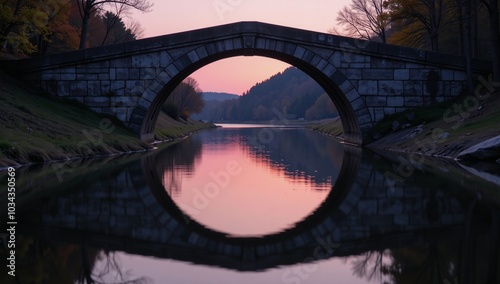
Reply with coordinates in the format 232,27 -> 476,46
306,118 -> 344,137
0,70 -> 214,167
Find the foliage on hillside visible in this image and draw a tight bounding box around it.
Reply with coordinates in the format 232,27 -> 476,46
0,0 -> 143,55
197,67 -> 338,122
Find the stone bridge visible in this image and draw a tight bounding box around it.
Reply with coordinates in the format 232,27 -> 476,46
15,150 -> 483,271
2,22 -> 490,144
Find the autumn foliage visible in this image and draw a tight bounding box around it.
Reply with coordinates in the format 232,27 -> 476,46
0,0 -> 146,55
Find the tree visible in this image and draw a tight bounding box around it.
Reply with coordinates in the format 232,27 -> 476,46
76,0 -> 152,49
163,77 -> 205,120
0,0 -> 52,54
479,0 -> 500,80
304,93 -> 338,120
386,0 -> 452,51
32,0 -> 80,55
334,0 -> 391,42
101,11 -> 135,45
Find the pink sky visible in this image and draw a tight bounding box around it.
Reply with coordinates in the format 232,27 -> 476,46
131,0 -> 351,95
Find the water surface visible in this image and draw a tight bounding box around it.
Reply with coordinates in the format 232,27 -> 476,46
0,125 -> 499,284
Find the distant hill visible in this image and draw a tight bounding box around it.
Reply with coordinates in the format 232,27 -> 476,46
202,92 -> 239,101
194,67 -> 338,122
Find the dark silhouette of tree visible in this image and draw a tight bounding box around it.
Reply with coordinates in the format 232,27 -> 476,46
76,0 -> 152,49
385,0 -> 452,51
163,77 -> 205,120
479,0 -> 500,80
334,0 -> 391,42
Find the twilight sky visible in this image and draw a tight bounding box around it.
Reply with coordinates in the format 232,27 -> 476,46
131,0 -> 351,95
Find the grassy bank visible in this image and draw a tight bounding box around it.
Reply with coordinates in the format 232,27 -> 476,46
306,117 -> 344,138
368,89 -> 500,159
0,71 -> 214,168
307,88 -> 500,159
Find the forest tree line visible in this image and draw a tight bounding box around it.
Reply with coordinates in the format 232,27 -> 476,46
193,67 -> 338,122
333,0 -> 500,81
0,0 -> 151,55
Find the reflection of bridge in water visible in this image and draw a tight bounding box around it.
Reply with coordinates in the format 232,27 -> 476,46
17,147 -> 498,273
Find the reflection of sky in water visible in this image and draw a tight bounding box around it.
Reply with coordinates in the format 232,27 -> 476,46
161,127 -> 344,237
91,251 -> 381,284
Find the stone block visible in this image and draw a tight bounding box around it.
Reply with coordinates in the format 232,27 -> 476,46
330,51 -> 342,67
126,81 -> 144,96
140,68 -> 156,80
88,81 -> 101,96
110,58 -> 131,68
409,69 -> 433,80
350,97 -> 365,110
357,113 -> 373,125
85,97 -> 109,107
293,46 -> 306,59
338,80 -> 354,94
394,69 -> 410,80
155,71 -> 171,85
166,64 -> 179,77
405,96 -> 423,107
345,88 -> 360,102
362,69 -> 393,80
371,58 -> 405,68
142,88 -> 157,103
77,73 -> 97,80
263,38 -> 275,51
442,69 -> 454,80
61,73 -> 76,80
70,81 -> 87,96
365,96 -> 386,107
344,69 -> 362,79
379,80 -> 403,96
128,68 -> 140,80
224,38 -> 234,50
57,81 -> 70,96
387,96 -> 404,107
187,49 -> 200,63
109,68 -> 116,80
322,64 -> 336,77
404,81 -> 423,96
357,80 -> 377,95
111,81 -> 125,92
349,63 -> 367,68
116,68 -> 129,80
98,73 -> 110,80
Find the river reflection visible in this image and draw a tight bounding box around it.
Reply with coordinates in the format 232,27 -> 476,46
0,126 -> 499,284
156,125 -> 343,237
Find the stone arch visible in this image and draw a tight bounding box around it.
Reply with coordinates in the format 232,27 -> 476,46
130,37 -> 373,145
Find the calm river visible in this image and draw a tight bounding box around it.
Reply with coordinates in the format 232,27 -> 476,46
1,124 -> 499,284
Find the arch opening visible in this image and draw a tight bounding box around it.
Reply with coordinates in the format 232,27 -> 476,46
133,43 -> 372,145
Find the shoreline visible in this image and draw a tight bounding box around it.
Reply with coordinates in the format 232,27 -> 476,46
0,121 -> 217,171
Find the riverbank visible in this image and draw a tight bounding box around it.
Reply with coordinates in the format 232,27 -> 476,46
0,70 -> 215,168
307,89 -> 500,161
